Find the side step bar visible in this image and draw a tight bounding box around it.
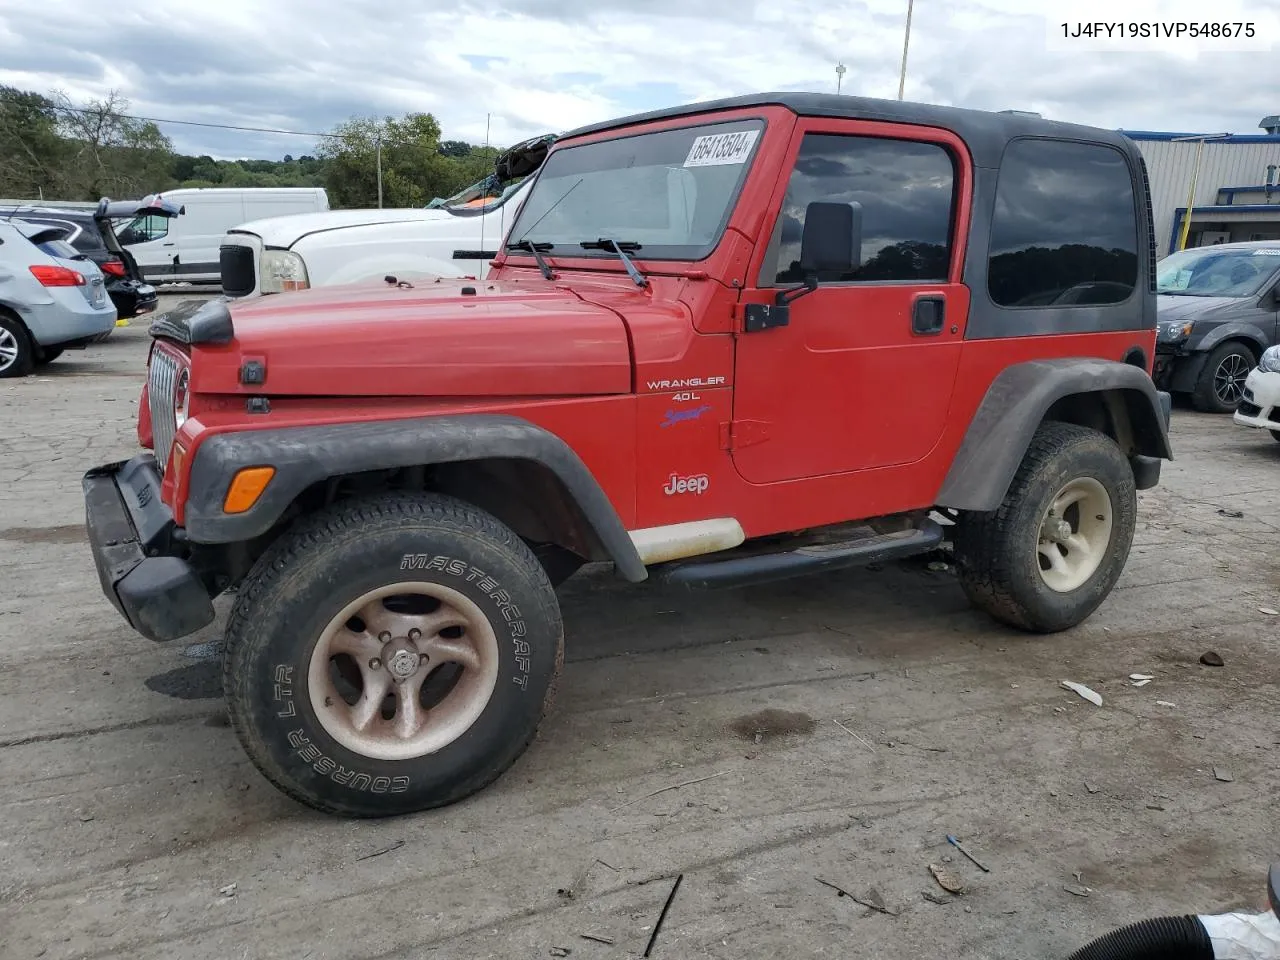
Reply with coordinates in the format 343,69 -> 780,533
655,519 -> 945,590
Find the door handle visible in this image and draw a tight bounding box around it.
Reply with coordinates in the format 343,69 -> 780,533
911,295 -> 946,336
162,242 -> 175,247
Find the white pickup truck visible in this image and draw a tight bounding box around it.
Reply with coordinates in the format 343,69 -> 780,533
217,136 -> 552,297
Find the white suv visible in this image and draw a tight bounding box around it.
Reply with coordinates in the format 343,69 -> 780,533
218,136 -> 552,298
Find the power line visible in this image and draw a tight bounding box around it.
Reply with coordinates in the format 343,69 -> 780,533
50,103 -> 339,139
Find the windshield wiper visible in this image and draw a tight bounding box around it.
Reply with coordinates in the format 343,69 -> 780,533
506,239 -> 556,280
581,238 -> 647,288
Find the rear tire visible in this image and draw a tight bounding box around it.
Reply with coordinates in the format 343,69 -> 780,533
35,347 -> 64,366
224,492 -> 564,817
954,422 -> 1136,633
1192,342 -> 1255,413
0,312 -> 35,378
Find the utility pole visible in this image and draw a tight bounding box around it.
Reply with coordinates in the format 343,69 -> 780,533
375,135 -> 383,209
897,0 -> 914,100
836,63 -> 846,94
1172,133 -> 1230,251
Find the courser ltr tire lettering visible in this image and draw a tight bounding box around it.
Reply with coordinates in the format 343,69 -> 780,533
223,493 -> 563,817
953,422 -> 1136,633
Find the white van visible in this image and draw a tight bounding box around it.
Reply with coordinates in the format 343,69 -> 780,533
117,187 -> 329,284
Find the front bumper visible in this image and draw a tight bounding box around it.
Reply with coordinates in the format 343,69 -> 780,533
1233,369 -> 1280,433
83,454 -> 215,642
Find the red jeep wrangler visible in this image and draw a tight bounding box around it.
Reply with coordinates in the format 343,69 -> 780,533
84,93 -> 1172,817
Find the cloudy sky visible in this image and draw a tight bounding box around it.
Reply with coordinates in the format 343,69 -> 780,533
0,0 -> 1277,159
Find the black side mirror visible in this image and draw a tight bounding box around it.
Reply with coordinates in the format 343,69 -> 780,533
776,201 -> 862,306
800,201 -> 862,276
744,201 -> 864,333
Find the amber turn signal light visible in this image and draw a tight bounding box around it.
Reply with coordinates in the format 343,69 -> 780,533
223,466 -> 275,514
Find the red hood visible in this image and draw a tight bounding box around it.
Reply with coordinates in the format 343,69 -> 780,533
194,279 -> 632,397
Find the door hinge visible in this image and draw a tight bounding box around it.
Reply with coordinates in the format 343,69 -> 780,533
734,301 -> 790,333
725,419 -> 770,450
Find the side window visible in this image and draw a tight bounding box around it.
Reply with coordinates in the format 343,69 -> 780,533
120,214 -> 169,244
988,139 -> 1138,307
770,134 -> 955,285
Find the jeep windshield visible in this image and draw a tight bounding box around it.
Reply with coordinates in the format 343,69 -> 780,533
506,118 -> 764,261
1156,246 -> 1280,298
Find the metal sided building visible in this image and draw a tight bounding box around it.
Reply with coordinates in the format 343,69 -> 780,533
1123,117 -> 1280,256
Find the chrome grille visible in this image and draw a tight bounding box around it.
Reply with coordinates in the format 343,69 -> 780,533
148,348 -> 181,472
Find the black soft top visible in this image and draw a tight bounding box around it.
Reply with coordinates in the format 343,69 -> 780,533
561,92 -> 1140,167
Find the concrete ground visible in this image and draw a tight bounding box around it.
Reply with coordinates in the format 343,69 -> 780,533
1,303 -> 1278,960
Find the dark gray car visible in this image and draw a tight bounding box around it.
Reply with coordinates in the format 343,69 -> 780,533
1153,241 -> 1280,413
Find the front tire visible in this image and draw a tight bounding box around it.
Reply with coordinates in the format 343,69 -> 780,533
223,493 -> 564,817
1192,342 -> 1255,413
954,422 -> 1136,633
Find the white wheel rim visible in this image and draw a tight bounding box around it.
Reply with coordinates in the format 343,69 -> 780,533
307,581 -> 500,761
1036,477 -> 1113,593
0,329 -> 19,372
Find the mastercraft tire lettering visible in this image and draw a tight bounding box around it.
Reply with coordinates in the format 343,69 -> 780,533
223,493 -> 563,817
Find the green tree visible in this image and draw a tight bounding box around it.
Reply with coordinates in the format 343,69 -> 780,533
51,90 -> 175,199
0,86 -> 63,197
318,112 -> 478,208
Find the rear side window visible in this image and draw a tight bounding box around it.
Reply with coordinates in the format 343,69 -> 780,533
988,139 -> 1138,307
772,134 -> 955,285
37,238 -> 83,260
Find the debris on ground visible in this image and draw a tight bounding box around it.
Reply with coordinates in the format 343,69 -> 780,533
642,874 -> 683,958
927,561 -> 950,572
1156,701 -> 1177,708
1214,767 -> 1234,782
78,814 -> 94,822
1085,781 -> 1100,794
929,863 -> 966,895
1063,884 -> 1092,897
832,719 -> 876,752
946,835 -> 990,872
1259,607 -> 1279,617
1200,651 -> 1225,667
613,771 -> 728,810
1216,508 -> 1244,519
1061,681 -> 1103,706
923,891 -> 954,905
355,840 -> 405,861
815,878 -> 898,915
580,934 -> 615,945
550,948 -> 572,957
218,883 -> 237,898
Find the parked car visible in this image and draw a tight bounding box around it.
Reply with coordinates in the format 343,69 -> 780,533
86,93 -> 1172,818
0,195 -> 181,318
1233,344 -> 1280,440
1152,241 -> 1280,413
116,187 -> 329,284
218,135 -> 554,297
0,220 -> 116,377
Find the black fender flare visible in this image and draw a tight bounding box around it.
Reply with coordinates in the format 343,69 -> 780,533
1191,322 -> 1269,358
936,358 -> 1173,513
184,414 -> 647,582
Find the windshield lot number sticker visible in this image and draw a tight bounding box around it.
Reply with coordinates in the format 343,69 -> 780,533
684,131 -> 760,167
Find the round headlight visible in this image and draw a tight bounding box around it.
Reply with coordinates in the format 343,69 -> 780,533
1259,346 -> 1280,374
174,368 -> 190,429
